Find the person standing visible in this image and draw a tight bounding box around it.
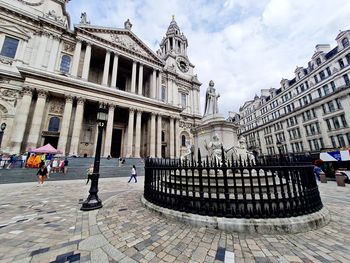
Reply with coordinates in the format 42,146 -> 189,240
52,158 -> 58,173
128,165 -> 137,183
59,159 -> 64,173
63,158 -> 69,174
37,164 -> 48,186
46,161 -> 52,178
21,153 -> 27,168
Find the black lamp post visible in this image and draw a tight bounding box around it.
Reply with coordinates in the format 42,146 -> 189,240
0,123 -> 6,148
81,106 -> 108,211
276,140 -> 283,163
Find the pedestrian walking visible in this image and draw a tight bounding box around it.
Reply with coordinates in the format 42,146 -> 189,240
63,158 -> 69,174
59,159 -> 65,173
313,164 -> 323,181
52,158 -> 58,173
46,162 -> 52,178
128,165 -> 137,183
37,164 -> 48,186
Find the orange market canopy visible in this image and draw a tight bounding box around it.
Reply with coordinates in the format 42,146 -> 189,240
30,144 -> 62,154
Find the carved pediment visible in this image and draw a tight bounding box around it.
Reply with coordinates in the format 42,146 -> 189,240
0,24 -> 31,40
77,26 -> 163,64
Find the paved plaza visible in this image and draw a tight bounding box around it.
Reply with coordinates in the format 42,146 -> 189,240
0,177 -> 350,263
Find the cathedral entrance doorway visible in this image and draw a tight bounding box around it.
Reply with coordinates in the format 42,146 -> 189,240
43,136 -> 59,149
111,129 -> 122,158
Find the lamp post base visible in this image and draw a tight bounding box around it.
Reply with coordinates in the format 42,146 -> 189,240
80,195 -> 103,211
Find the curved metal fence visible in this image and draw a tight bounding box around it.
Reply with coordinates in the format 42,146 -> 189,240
144,148 -> 323,219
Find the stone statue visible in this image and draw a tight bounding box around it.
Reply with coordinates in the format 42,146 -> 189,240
203,80 -> 220,116
80,12 -> 90,24
205,133 -> 223,164
180,140 -> 193,162
229,137 -> 255,164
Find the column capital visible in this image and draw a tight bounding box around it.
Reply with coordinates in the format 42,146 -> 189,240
77,97 -> 86,105
113,51 -> 119,56
64,94 -> 74,103
76,37 -> 84,43
108,103 -> 116,110
105,49 -> 112,54
129,107 -> 136,113
37,89 -> 48,99
136,109 -> 143,115
150,111 -> 157,117
21,87 -> 33,96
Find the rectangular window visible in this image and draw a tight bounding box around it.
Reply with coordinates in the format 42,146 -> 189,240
333,117 -> 340,129
330,136 -> 337,147
339,59 -> 345,69
337,135 -> 346,147
161,86 -> 166,102
322,104 -> 327,114
319,71 -> 326,80
314,75 -> 318,83
317,88 -> 322,98
340,114 -> 348,127
326,119 -> 332,130
181,93 -> 186,108
326,67 -> 331,76
346,133 -> 350,145
346,54 -> 350,65
343,74 -> 350,85
323,85 -> 330,95
328,101 -> 335,112
330,81 -> 336,91
0,36 -> 19,58
335,98 -> 342,109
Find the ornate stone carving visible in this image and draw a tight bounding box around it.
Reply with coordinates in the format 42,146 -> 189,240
1,88 -> 18,102
63,42 -> 75,53
108,103 -> 116,110
124,19 -> 133,30
0,56 -> 13,65
110,34 -> 151,58
129,107 -> 136,113
17,0 -> 44,6
179,121 -> 192,129
49,100 -> 64,114
45,10 -> 64,25
21,87 -> 33,96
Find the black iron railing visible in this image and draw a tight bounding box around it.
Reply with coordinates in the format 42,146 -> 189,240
144,148 -> 323,219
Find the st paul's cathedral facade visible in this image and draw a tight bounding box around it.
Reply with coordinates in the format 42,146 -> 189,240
0,0 -> 202,158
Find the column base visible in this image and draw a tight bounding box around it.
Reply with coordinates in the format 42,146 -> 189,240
80,194 -> 103,211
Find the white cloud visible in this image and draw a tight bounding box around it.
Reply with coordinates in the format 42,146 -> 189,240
67,0 -> 349,116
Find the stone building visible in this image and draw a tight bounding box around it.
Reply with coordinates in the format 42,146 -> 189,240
239,30 -> 350,156
0,0 -> 202,157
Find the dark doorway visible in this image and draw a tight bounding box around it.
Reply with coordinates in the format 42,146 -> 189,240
111,129 -> 122,157
43,136 -> 59,148
162,145 -> 166,158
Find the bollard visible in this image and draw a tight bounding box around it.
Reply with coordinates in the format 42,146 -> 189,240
335,170 -> 345,187
320,171 -> 327,183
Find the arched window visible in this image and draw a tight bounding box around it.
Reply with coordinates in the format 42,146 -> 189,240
60,54 -> 71,74
316,57 -> 321,66
48,117 -> 60,132
181,135 -> 186,146
342,37 -> 349,48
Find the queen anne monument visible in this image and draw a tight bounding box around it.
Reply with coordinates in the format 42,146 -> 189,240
193,81 -> 240,159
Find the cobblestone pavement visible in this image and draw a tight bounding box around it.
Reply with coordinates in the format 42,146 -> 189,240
0,178 -> 350,263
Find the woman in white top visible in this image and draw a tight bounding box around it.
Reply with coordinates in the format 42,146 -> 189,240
128,165 -> 137,183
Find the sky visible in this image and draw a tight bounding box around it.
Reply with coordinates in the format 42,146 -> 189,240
66,0 -> 350,116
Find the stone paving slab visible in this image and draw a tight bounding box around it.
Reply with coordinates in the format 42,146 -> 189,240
0,178 -> 349,262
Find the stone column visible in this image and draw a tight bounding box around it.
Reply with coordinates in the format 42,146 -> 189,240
131,61 -> 137,93
134,109 -> 142,158
167,78 -> 173,104
158,71 -> 163,100
151,69 -> 157,99
69,98 -> 85,155
103,104 -> 115,157
35,32 -> 48,68
111,52 -> 119,88
27,90 -> 48,149
126,108 -> 135,157
10,88 -> 33,154
82,43 -> 91,80
175,117 -> 180,157
137,63 -> 143,95
47,36 -> 60,72
57,95 -> 73,155
102,50 -> 111,86
150,112 -> 156,157
156,114 -> 162,158
169,116 -> 175,158
173,81 -> 178,106
71,40 -> 82,77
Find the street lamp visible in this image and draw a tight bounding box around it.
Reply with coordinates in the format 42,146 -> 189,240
276,140 -> 283,162
0,123 -> 6,148
81,106 -> 108,211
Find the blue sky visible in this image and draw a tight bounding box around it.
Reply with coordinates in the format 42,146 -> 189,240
67,0 -> 350,116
